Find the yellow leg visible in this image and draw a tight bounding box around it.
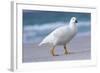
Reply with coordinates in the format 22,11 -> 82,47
51,47 -> 58,56
64,45 -> 69,55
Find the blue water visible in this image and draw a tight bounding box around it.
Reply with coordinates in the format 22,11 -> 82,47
23,10 -> 91,44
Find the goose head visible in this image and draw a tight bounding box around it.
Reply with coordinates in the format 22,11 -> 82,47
70,17 -> 78,24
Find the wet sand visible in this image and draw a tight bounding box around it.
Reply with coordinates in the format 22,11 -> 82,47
23,35 -> 91,63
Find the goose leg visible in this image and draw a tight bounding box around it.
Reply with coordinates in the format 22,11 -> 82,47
51,47 -> 58,56
64,45 -> 69,55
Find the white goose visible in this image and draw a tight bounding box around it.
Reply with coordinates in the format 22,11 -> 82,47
39,17 -> 78,56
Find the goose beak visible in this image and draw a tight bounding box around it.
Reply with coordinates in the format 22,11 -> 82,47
75,20 -> 78,23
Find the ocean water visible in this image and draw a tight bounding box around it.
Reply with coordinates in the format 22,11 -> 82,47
23,10 -> 91,44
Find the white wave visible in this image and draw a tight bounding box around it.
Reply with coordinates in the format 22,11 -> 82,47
24,21 -> 90,32
24,22 -> 66,31
77,21 -> 90,27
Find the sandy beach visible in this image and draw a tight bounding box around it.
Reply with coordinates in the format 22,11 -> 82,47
23,35 -> 91,63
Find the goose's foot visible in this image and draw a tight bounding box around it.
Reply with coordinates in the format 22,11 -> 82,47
52,54 -> 59,56
64,51 -> 69,55
64,45 -> 69,55
51,47 -> 59,56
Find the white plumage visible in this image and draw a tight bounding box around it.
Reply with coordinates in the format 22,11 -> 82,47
39,17 -> 78,56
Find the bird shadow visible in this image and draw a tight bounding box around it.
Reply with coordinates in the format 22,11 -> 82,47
55,49 -> 90,56
62,49 -> 91,55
